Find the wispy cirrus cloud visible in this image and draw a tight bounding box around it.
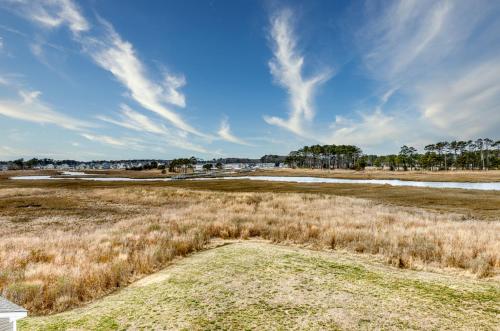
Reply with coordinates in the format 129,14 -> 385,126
81,19 -> 204,136
79,133 -> 148,150
80,133 -> 128,147
97,104 -> 169,136
331,0 -> 500,150
98,104 -> 211,154
0,89 -> 94,131
5,0 -> 216,153
419,59 -> 500,138
328,110 -> 411,151
264,8 -> 332,138
0,75 -> 9,86
217,117 -> 252,146
7,0 -> 89,34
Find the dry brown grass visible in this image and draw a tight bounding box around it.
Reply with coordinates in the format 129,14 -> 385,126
2,176 -> 499,220
1,185 -> 499,315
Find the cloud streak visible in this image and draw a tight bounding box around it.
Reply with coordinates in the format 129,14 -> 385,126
10,0 -> 89,34
3,0 -> 263,156
419,59 -> 500,138
80,133 -> 128,147
81,19 -> 204,136
98,104 -> 211,154
217,118 -> 251,146
332,0 -> 500,150
0,89 -> 94,131
97,104 -> 169,136
264,8 -> 332,137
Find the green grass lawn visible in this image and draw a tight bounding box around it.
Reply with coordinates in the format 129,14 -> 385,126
20,242 -> 499,330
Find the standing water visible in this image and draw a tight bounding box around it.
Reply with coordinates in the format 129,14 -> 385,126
9,174 -> 500,190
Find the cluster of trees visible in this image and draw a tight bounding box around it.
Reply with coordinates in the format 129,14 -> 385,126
202,162 -> 224,171
128,161 -> 167,171
168,157 -> 197,173
285,138 -> 500,171
285,145 -> 363,170
4,158 -> 81,170
260,155 -> 287,164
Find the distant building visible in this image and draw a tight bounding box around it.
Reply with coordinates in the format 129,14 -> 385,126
223,163 -> 247,170
255,163 -> 277,168
0,296 -> 27,331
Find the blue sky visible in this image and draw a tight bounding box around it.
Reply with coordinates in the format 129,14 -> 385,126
0,0 -> 499,160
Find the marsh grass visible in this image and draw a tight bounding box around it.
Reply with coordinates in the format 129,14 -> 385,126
0,186 -> 499,315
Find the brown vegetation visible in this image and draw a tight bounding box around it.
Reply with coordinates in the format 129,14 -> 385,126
167,179 -> 500,220
1,185 -> 499,315
2,175 -> 499,220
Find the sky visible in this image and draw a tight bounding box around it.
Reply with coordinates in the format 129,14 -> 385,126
0,0 -> 499,161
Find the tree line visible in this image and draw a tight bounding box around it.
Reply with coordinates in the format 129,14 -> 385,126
285,138 -> 500,171
285,145 -> 363,170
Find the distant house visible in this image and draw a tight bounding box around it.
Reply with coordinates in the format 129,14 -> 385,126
255,162 -> 276,168
0,165 -> 8,171
224,163 -> 249,170
0,296 -> 27,331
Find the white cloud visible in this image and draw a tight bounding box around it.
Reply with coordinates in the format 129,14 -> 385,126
0,89 -> 94,131
98,104 -> 211,154
0,145 -> 19,158
29,41 -> 43,57
328,110 -> 407,150
342,0 -> 500,148
358,0 -> 485,83
217,118 -> 251,146
80,133 -> 129,147
19,89 -> 42,103
380,87 -> 398,104
419,60 -> 500,138
264,8 -> 332,137
0,76 -> 9,86
13,0 -> 89,34
162,73 -> 186,108
81,19 -> 204,137
6,0 -> 208,142
97,104 -> 169,136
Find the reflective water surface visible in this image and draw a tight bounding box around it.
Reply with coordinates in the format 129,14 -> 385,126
10,174 -> 500,190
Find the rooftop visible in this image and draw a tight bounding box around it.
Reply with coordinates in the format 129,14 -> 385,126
0,296 -> 27,313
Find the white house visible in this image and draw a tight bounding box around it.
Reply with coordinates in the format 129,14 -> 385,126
0,296 -> 27,331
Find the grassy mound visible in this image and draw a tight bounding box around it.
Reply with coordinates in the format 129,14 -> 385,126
20,242 -> 499,330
